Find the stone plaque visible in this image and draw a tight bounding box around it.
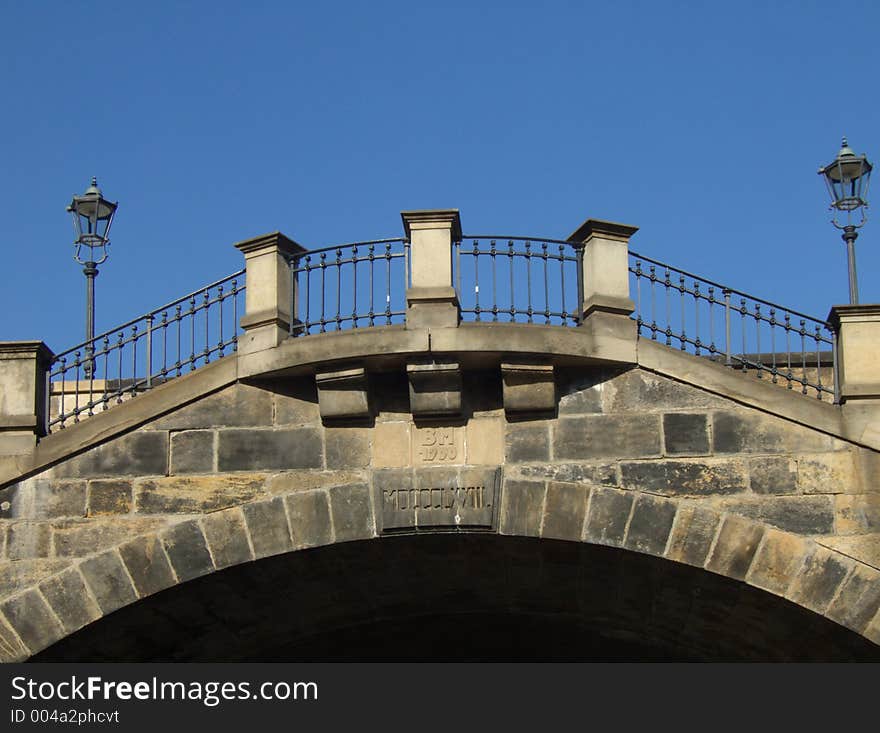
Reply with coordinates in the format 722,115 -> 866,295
377,467 -> 501,532
412,425 -> 464,465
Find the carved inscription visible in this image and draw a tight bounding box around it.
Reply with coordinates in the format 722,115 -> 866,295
377,467 -> 501,532
383,486 -> 488,512
414,426 -> 463,464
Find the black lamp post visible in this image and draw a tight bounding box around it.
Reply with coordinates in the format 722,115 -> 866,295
819,138 -> 872,304
67,177 -> 118,377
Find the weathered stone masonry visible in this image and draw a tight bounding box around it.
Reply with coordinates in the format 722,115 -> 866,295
0,357 -> 879,660
0,208 -> 878,660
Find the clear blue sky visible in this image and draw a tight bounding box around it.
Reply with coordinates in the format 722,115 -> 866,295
2,0 -> 878,350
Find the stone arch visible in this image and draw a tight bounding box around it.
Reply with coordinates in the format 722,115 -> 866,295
3,482 -> 879,661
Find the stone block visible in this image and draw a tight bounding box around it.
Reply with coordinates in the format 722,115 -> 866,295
541,481 -> 587,541
746,529 -> 810,596
797,452 -> 860,494
161,520 -> 215,583
0,481 -> 29,519
39,567 -> 101,634
712,411 -> 830,454
264,469 -> 364,495
315,366 -> 371,421
583,487 -> 634,547
834,494 -> 880,534
748,456 -> 797,495
620,459 -> 747,496
413,425 -> 464,465
170,430 -> 215,474
374,468 -> 415,532
6,522 -> 51,559
272,381 -> 321,425
557,372 -> 605,414
241,497 -> 293,558
53,431 -> 169,479
0,559 -> 69,598
786,546 -> 852,614
372,422 -> 411,468
501,362 -> 555,415
866,609 -> 880,647
461,369 -> 503,416
718,496 -> 834,535
407,360 -> 462,417
217,428 -> 323,472
118,535 -> 177,597
1,589 -> 65,655
555,414 -> 661,460
148,383 -> 273,430
285,490 -> 333,549
0,611 -> 29,662
201,509 -> 253,569
505,422 -> 550,463
325,428 -> 371,469
465,418 -> 503,465
515,462 -> 618,486
706,515 -> 764,580
52,518 -> 165,558
87,479 -> 133,515
79,550 -> 138,615
372,372 -> 412,418
328,483 -> 374,543
32,479 -> 87,519
625,494 -> 677,556
662,413 -> 709,455
825,564 -> 880,633
665,506 -> 721,567
499,479 -> 546,537
135,474 -> 265,514
604,369 -> 729,412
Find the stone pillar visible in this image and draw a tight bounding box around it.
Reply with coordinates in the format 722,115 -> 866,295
829,304 -> 880,402
402,209 -> 461,329
0,341 -> 54,455
829,304 -> 880,446
234,232 -> 307,354
567,218 -> 638,318
567,218 -> 638,361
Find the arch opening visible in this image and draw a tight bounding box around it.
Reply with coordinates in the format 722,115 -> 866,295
34,535 -> 880,662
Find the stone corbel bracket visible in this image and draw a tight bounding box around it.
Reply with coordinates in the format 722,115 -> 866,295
315,366 -> 371,422
501,362 -> 555,416
406,359 -> 462,418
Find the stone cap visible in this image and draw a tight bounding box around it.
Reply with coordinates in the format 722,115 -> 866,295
0,341 -> 55,364
401,210 -> 463,242
827,303 -> 880,329
233,231 -> 306,257
567,218 -> 639,244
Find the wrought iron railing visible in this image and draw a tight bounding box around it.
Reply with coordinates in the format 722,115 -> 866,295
455,237 -> 582,325
628,252 -> 837,401
288,239 -> 409,335
48,271 -> 245,431
45,232 -> 841,434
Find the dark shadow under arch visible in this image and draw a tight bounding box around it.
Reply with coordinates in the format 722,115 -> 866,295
34,534 -> 880,661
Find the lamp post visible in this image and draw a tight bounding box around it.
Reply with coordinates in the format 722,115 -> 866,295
819,137 -> 872,304
67,177 -> 118,378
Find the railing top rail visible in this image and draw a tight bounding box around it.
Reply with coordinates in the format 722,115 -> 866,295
291,238 -> 407,260
629,249 -> 830,327
51,268 -> 246,364
461,235 -> 577,247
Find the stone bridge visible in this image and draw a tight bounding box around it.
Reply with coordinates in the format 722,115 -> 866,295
0,210 -> 879,661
